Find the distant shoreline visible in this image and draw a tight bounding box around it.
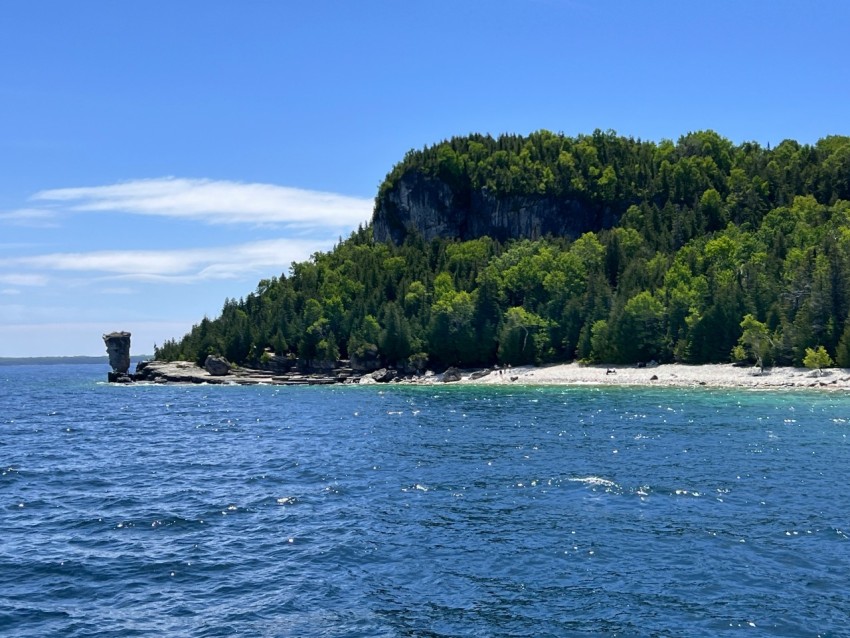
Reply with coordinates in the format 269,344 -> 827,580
0,355 -> 153,366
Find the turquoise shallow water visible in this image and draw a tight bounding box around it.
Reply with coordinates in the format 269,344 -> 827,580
2,364 -> 849,637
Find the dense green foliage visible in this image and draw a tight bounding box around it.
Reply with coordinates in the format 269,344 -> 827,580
156,130 -> 850,370
803,345 -> 833,373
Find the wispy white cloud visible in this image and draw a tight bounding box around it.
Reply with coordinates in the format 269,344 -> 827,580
1,237 -> 331,283
0,273 -> 49,286
0,241 -> 56,250
0,208 -> 60,228
0,177 -> 372,355
32,177 -> 373,228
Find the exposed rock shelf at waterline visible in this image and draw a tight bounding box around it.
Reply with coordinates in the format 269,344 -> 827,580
134,360 -> 347,385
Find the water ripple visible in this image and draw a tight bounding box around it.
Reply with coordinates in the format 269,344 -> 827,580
2,365 -> 849,636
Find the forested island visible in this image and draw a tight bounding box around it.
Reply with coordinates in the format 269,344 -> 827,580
155,130 -> 850,374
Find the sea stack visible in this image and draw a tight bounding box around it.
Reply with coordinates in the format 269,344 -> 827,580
103,331 -> 132,382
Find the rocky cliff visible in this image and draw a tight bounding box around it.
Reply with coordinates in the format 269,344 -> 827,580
372,171 -> 616,244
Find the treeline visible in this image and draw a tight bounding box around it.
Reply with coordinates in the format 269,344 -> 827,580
156,130 -> 850,369
379,129 -> 850,244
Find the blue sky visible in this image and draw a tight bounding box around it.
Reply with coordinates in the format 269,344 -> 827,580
1,1 -> 848,357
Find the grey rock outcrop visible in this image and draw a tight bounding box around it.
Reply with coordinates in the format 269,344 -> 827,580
258,353 -> 296,374
103,331 -> 131,373
350,344 -> 382,372
442,366 -> 463,383
370,368 -> 398,383
373,172 -> 613,244
132,360 -> 350,386
403,353 -> 429,375
301,358 -> 336,373
204,355 -> 231,376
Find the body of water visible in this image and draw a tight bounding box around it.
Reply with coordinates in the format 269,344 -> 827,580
2,364 -> 849,636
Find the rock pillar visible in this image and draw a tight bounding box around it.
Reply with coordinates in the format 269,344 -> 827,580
103,331 -> 132,375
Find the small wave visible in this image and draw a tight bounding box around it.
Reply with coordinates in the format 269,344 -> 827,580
568,476 -> 618,489
401,483 -> 430,492
115,515 -> 203,530
674,489 -> 701,497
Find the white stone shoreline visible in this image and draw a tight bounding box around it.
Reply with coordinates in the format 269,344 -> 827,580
445,362 -> 850,390
129,359 -> 850,391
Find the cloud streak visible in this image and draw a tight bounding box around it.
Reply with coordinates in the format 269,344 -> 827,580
0,208 -> 60,228
1,237 -> 332,283
0,273 -> 49,287
32,177 -> 374,228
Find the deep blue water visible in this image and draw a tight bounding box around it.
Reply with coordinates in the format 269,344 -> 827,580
2,364 -> 849,637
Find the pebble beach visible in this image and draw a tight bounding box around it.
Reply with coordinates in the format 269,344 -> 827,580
464,362 -> 850,390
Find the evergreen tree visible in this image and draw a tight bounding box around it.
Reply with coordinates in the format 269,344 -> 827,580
834,319 -> 850,367
379,303 -> 413,365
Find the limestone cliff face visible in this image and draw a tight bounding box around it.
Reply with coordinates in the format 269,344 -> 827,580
373,172 -> 456,244
373,171 -> 614,244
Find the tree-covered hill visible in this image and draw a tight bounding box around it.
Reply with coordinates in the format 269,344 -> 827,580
374,129 -> 850,245
155,130 -> 850,370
